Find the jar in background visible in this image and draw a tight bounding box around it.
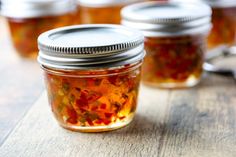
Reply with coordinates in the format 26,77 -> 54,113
202,0 -> 236,49
1,0 -> 77,59
78,0 -> 145,24
75,3 -> 81,24
38,25 -> 145,132
122,2 -> 212,88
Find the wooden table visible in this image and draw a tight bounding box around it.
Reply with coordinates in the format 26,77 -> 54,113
0,18 -> 44,145
1,17 -> 236,157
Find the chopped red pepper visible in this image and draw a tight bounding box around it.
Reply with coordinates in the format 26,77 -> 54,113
66,108 -> 78,124
100,103 -> 106,109
104,112 -> 113,118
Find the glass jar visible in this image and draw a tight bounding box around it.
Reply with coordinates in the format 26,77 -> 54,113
122,1 -> 212,88
1,0 -> 77,59
75,3 -> 82,24
38,25 -> 145,132
78,0 -> 145,24
202,0 -> 236,49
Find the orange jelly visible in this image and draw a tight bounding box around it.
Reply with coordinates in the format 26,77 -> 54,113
78,0 -> 145,24
80,5 -> 123,24
38,25 -> 145,132
1,0 -> 76,58
43,63 -> 141,132
143,35 -> 205,87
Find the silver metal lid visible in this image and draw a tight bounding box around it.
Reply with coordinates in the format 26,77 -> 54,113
38,24 -> 145,70
121,1 -> 212,37
78,0 -> 143,7
171,0 -> 236,8
1,0 -> 76,18
202,0 -> 236,7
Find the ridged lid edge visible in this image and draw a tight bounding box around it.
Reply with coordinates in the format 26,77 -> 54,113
37,24 -> 145,69
121,1 -> 212,24
38,25 -> 144,57
1,0 -> 76,18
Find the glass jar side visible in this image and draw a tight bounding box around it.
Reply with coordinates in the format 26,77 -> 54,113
78,0 -> 155,24
42,62 -> 142,132
75,5 -> 82,24
207,6 -> 236,49
79,5 -> 123,24
7,12 -> 76,59
142,34 -> 206,88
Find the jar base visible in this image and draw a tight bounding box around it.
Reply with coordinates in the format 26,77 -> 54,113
58,114 -> 134,133
143,76 -> 200,89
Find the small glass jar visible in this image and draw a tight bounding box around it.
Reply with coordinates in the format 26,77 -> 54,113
78,0 -> 145,24
1,0 -> 77,59
122,1 -> 212,88
75,3 -> 82,24
38,25 -> 145,132
202,0 -> 236,49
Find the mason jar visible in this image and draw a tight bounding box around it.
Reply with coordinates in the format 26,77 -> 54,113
1,0 -> 77,59
78,0 -> 145,24
122,1 -> 212,88
37,25 -> 145,132
201,0 -> 236,49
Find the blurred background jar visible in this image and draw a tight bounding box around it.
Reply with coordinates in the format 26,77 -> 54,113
78,0 -> 149,24
122,1 -> 212,88
1,0 -> 77,59
201,0 -> 236,49
172,0 -> 236,50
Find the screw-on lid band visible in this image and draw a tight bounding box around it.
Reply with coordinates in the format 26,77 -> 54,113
122,1 -> 212,37
38,25 -> 145,69
1,0 -> 76,18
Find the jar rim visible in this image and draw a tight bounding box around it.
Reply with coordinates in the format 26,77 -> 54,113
1,0 -> 76,18
41,61 -> 143,77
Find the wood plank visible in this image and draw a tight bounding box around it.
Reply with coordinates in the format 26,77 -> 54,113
0,74 -> 236,157
159,75 -> 236,157
0,87 -> 170,157
0,18 -> 44,145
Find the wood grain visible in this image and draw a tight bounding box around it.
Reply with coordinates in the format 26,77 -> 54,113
0,18 -> 44,145
0,74 -> 236,157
